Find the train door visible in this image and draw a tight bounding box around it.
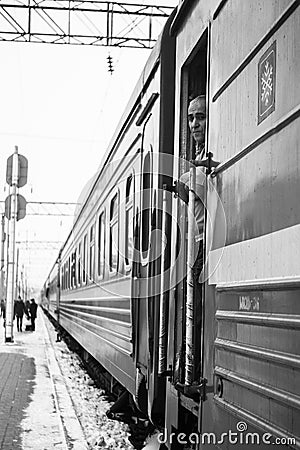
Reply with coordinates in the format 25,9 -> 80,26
133,107 -> 159,417
201,1 -> 300,448
136,146 -> 153,371
164,25 -> 211,446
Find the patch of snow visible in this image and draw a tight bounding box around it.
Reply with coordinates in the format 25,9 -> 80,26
52,335 -> 134,449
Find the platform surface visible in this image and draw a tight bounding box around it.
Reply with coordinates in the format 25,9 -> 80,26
0,310 -> 88,450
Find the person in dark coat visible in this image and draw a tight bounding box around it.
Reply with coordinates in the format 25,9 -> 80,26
14,296 -> 26,332
29,298 -> 38,331
1,299 -> 6,327
0,299 -> 5,318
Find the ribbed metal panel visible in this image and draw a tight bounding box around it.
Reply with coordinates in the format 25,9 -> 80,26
214,285 -> 300,445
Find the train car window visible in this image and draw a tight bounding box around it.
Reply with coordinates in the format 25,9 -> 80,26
70,254 -> 73,289
89,225 -> 95,282
65,259 -> 68,290
68,256 -> 71,290
60,265 -> 65,291
70,257 -> 72,289
67,257 -> 70,290
83,234 -> 87,284
72,250 -> 77,288
64,261 -> 67,290
125,175 -> 134,268
109,194 -> 119,272
62,264 -> 64,291
141,152 -> 152,254
65,262 -> 67,290
98,212 -> 105,279
77,242 -> 81,286
179,35 -> 207,162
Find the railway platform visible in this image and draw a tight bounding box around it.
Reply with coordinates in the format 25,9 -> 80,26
0,309 -> 88,450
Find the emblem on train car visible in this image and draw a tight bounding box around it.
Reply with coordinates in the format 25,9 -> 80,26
258,41 -> 276,124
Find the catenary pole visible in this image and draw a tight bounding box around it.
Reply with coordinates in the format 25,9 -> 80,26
15,247 -> 19,298
5,146 -> 19,342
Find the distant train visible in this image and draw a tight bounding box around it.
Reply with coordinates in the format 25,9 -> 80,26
42,1 -> 300,448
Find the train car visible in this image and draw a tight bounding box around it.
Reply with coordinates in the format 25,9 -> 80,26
42,0 -> 299,448
164,0 -> 300,448
41,257 -> 60,321
49,9 -> 176,445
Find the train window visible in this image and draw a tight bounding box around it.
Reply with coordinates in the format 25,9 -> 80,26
141,152 -> 152,254
60,265 -> 65,291
181,38 -> 207,162
125,175 -> 134,268
65,262 -> 68,290
66,262 -> 68,289
66,263 -> 68,289
77,242 -> 81,286
83,234 -> 87,283
63,263 -> 66,290
89,225 -> 95,282
65,260 -> 68,290
62,264 -> 64,290
64,261 -> 67,290
68,256 -> 71,289
70,254 -> 73,289
71,250 -> 77,288
98,212 -> 105,279
109,194 -> 119,272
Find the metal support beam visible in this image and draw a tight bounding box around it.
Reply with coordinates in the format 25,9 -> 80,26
0,201 -> 79,216
0,1 -> 174,48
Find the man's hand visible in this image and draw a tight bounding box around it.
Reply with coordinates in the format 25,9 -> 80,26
174,180 -> 189,203
191,158 -> 220,168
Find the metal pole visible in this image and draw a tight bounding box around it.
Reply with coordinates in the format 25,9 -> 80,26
22,266 -> 25,300
15,247 -> 19,298
5,146 -> 19,342
5,188 -> 10,298
185,166 -> 195,385
0,214 -> 5,301
158,185 -> 169,375
25,275 -> 28,301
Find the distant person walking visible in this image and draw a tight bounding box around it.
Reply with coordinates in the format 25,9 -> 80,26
14,296 -> 26,332
0,299 -> 5,317
29,298 -> 38,331
1,300 -> 5,327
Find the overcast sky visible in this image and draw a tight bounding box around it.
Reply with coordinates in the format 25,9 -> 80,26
0,2 -> 175,291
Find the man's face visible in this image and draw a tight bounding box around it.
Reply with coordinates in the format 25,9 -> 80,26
188,97 -> 206,146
